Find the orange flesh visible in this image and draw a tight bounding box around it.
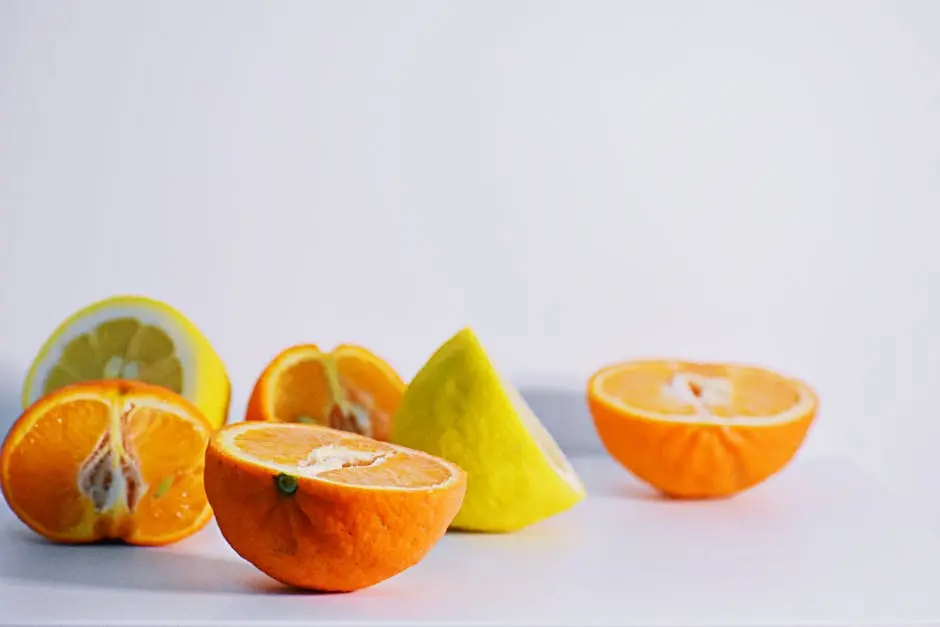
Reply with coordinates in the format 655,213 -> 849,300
3,398 -> 108,535
333,349 -> 402,430
260,346 -> 403,440
232,426 -> 453,488
271,358 -> 333,424
597,362 -> 802,418
1,383 -> 212,544
122,404 -> 211,539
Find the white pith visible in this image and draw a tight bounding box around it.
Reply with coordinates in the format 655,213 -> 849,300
76,396 -> 148,514
219,423 -> 459,491
297,444 -> 392,476
595,364 -> 816,426
70,393 -> 208,517
25,303 -> 198,406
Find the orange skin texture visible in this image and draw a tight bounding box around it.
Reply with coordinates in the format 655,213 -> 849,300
1,380 -> 214,545
246,344 -> 405,442
587,362 -> 818,499
204,427 -> 467,592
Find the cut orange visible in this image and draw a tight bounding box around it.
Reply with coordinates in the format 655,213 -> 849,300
245,344 -> 404,441
0,380 -> 214,545
204,421 -> 466,592
587,360 -> 818,499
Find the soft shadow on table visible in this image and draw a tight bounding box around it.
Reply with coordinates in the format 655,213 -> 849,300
518,384 -> 667,502
517,385 -> 602,456
0,525 -> 313,595
593,481 -> 669,502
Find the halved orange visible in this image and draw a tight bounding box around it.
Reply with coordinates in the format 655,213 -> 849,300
204,421 -> 466,592
0,380 -> 214,545
246,344 -> 404,441
587,360 -> 818,499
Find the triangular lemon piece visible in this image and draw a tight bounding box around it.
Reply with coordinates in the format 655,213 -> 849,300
392,327 -> 585,532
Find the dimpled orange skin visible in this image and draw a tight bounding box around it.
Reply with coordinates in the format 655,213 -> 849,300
587,361 -> 818,499
203,427 -> 467,592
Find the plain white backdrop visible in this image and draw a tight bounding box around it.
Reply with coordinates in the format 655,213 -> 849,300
1,1 -> 938,514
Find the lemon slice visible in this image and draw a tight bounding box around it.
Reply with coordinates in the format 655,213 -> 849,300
22,295 -> 230,429
391,327 -> 586,532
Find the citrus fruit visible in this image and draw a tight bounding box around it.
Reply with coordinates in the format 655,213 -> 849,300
391,327 -> 586,533
22,295 -> 231,430
204,421 -> 466,592
587,359 -> 818,499
246,344 -> 404,441
1,380 -> 215,545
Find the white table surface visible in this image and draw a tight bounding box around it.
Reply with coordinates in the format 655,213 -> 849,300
1,455 -> 939,627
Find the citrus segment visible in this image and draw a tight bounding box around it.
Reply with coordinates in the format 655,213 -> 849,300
391,327 -> 586,533
3,396 -> 109,536
204,422 -> 466,592
23,295 -> 231,429
245,344 -> 405,441
595,360 -> 807,420
587,360 -> 818,499
228,425 -> 454,488
1,380 -> 214,545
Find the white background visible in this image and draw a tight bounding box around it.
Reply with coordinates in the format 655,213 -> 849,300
1,1 -> 938,516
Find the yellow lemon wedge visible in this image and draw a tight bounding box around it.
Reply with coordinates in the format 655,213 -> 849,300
391,327 -> 586,532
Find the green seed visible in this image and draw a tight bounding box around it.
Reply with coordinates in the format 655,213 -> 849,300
296,415 -> 316,424
275,473 -> 298,496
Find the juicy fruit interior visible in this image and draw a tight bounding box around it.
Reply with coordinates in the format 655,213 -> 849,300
271,355 -> 395,439
43,318 -> 183,397
600,362 -> 802,419
3,395 -> 208,541
230,426 -> 452,488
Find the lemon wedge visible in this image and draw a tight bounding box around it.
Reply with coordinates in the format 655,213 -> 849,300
391,327 -> 585,532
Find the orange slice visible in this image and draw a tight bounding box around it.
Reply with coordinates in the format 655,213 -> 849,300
587,360 -> 818,499
204,421 -> 466,592
245,344 -> 404,441
0,380 -> 214,545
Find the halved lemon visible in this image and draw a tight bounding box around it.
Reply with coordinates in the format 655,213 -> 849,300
22,295 -> 230,429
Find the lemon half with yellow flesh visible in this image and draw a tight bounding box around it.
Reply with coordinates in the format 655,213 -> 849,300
392,327 -> 586,532
22,295 -> 230,429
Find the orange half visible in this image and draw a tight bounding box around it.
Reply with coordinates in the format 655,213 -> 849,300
204,421 -> 466,592
587,360 -> 818,498
245,344 -> 405,441
0,380 -> 214,545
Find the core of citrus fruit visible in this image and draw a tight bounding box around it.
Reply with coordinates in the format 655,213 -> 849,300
22,295 -> 231,430
1,380 -> 215,545
587,359 -> 818,499
204,421 -> 466,592
391,327 -> 586,533
245,344 -> 404,441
